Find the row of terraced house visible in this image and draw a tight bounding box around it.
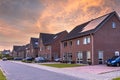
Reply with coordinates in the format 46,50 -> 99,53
12,11 -> 120,65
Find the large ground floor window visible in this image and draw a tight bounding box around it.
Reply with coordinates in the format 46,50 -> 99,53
76,51 -> 91,65
98,51 -> 104,64
76,51 -> 83,64
63,53 -> 72,63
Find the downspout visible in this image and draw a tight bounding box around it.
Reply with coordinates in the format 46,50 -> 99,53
50,46 -> 52,61
91,34 -> 94,65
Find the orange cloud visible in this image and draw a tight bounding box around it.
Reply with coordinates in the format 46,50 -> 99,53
36,0 -> 114,34
0,0 -> 119,50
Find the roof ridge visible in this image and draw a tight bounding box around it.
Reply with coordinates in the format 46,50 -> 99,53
62,11 -> 118,41
40,33 -> 54,35
31,37 -> 38,39
91,11 -> 116,21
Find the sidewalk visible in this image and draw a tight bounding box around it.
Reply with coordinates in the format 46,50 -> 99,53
11,61 -> 120,80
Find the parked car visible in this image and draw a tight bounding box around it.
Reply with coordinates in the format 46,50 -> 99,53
106,56 -> 120,66
22,57 -> 34,63
34,57 -> 46,63
24,57 -> 34,61
54,58 -> 61,62
2,57 -> 7,61
14,57 -> 23,60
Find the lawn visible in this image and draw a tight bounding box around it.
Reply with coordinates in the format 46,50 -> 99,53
0,69 -> 6,80
113,77 -> 120,80
41,63 -> 84,68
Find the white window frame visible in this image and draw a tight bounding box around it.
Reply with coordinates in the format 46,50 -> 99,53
87,37 -> 90,44
98,51 -> 104,59
83,36 -> 90,44
87,51 -> 91,59
115,51 -> 119,56
77,51 -> 83,60
83,38 -> 87,44
77,40 -> 80,45
112,22 -> 116,28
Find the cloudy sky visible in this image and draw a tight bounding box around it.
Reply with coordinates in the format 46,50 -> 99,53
0,0 -> 120,51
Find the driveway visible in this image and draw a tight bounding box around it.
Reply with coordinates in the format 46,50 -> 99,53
0,61 -> 83,80
62,65 -> 120,74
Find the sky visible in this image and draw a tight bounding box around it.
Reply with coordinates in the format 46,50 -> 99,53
0,0 -> 120,51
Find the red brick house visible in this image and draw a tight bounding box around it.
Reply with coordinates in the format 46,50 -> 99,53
12,45 -> 26,58
17,46 -> 26,58
25,44 -> 30,57
29,38 -> 39,58
38,30 -> 68,61
12,46 -> 21,58
61,11 -> 120,65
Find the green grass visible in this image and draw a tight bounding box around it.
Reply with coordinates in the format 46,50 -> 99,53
0,69 -> 6,80
41,63 -> 84,68
113,77 -> 120,80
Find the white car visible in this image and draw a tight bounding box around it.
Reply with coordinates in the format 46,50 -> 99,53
54,58 -> 61,62
34,57 -> 46,63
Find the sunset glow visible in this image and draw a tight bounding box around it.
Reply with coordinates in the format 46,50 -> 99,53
0,0 -> 120,50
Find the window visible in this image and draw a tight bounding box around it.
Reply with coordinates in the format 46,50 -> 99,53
87,37 -> 90,43
35,42 -> 38,45
98,51 -> 104,64
112,22 -> 116,28
64,42 -> 67,47
69,41 -> 72,46
83,36 -> 90,44
87,51 -> 91,59
115,51 -> 119,56
98,51 -> 103,59
77,51 -> 83,60
77,40 -> 80,45
83,38 -> 87,44
76,51 -> 83,64
53,36 -> 57,39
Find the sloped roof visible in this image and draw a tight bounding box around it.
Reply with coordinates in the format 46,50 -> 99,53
40,33 -> 54,45
25,44 -> 30,49
2,50 -> 10,54
30,38 -> 39,48
13,45 -> 26,52
13,46 -> 21,52
40,30 -> 68,45
17,46 -> 26,52
62,11 -> 118,41
81,13 -> 109,33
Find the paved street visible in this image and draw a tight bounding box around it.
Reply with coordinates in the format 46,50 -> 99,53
0,61 -> 83,80
0,61 -> 120,80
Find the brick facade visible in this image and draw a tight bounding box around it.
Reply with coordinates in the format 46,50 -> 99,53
38,31 -> 68,61
61,11 -> 120,65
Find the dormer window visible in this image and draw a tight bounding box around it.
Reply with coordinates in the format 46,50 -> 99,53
35,42 -> 38,45
112,22 -> 116,28
53,36 -> 57,39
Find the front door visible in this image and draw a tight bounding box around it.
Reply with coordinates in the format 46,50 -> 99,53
76,51 -> 83,64
98,51 -> 104,64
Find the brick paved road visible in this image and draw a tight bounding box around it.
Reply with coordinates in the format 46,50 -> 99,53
0,61 -> 83,80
